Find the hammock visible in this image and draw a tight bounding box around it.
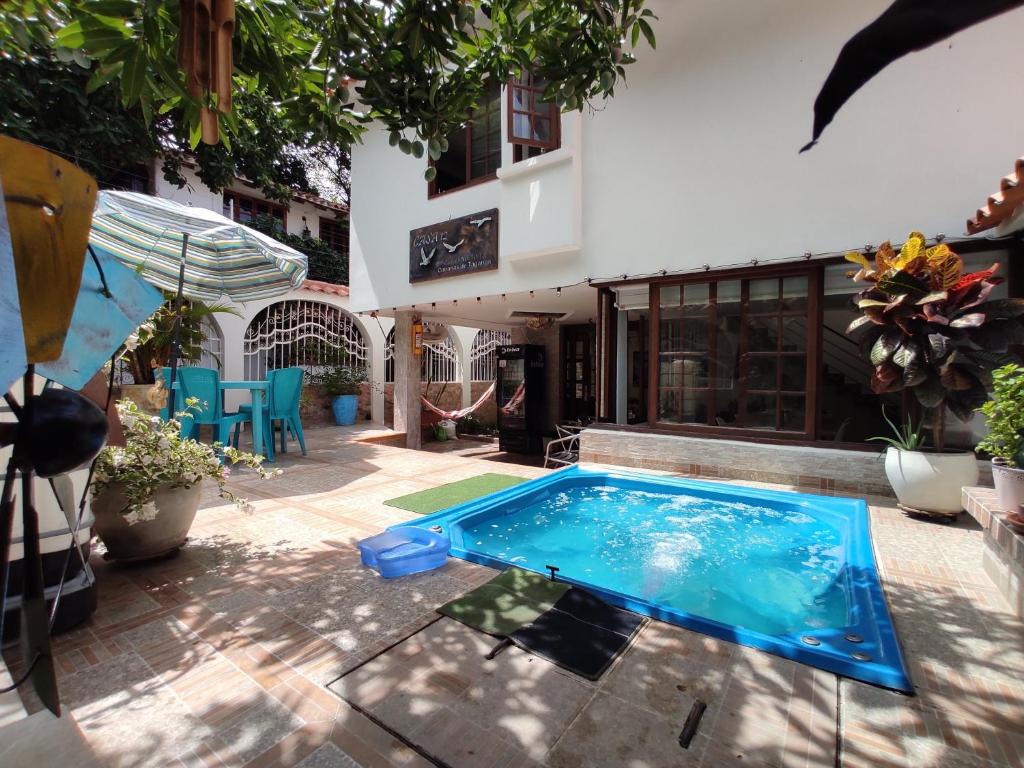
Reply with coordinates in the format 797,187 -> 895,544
421,382 -> 495,420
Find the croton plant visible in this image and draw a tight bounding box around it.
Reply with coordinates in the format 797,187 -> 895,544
845,232 -> 1024,450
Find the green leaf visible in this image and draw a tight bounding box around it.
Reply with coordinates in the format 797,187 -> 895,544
877,270 -> 928,299
916,290 -> 947,304
950,313 -> 984,328
121,46 -> 146,105
411,140 -> 424,159
631,22 -> 640,47
389,131 -> 400,147
638,18 -> 656,49
845,315 -> 874,333
870,329 -> 901,366
85,62 -> 123,93
424,166 -> 437,182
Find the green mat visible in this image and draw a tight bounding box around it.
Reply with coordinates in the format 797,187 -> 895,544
438,567 -> 570,636
383,473 -> 527,515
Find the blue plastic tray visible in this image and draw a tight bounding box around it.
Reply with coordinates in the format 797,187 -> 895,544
358,526 -> 450,579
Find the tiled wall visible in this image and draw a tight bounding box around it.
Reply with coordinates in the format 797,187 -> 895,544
580,427 -> 993,498
963,486 -> 1024,620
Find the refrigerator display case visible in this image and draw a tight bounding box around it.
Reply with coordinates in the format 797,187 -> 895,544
496,344 -> 545,453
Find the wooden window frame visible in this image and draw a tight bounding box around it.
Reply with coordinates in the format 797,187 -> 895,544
428,81 -> 502,198
318,216 -> 347,255
644,263 -> 822,441
507,70 -> 561,153
222,190 -> 287,231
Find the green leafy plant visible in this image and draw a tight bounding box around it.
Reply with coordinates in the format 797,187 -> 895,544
118,295 -> 239,385
252,214 -> 348,285
0,2 -> 656,182
976,364 -> 1024,467
320,364 -> 368,397
92,399 -> 278,520
868,407 -> 926,451
845,233 -> 1024,450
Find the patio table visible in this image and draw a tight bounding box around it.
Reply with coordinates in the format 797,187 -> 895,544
172,379 -> 270,460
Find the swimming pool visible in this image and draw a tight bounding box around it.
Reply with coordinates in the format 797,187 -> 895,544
401,465 -> 912,692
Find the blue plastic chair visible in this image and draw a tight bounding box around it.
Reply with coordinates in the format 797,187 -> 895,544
174,367 -> 251,446
234,367 -> 307,461
159,366 -> 185,421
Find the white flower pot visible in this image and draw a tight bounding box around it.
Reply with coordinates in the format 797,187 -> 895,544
92,481 -> 203,561
991,459 -> 1024,513
883,448 -> 979,515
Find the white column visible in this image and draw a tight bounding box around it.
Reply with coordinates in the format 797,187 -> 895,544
615,309 -> 628,425
451,326 -> 478,410
393,311 -> 421,449
366,316 -> 391,425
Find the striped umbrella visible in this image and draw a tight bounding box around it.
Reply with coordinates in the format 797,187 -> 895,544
90,190 -> 307,302
90,190 -> 308,395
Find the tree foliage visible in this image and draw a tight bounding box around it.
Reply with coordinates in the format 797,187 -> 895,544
251,214 -> 349,287
1,1 -> 656,183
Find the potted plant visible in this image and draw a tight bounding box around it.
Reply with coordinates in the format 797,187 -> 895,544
976,364 -> 1024,512
846,233 -> 1024,515
90,399 -> 276,561
321,364 -> 368,425
115,295 -> 238,413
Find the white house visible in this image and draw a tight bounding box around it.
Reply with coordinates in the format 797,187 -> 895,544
347,0 -> 1023,487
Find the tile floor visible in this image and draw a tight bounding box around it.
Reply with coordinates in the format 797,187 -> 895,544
3,425 -> 1022,768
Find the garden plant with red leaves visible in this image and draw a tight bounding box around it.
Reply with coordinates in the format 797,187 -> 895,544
845,233 -> 1024,449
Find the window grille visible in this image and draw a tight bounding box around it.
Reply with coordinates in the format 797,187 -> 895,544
243,300 -> 368,382
470,329 -> 512,381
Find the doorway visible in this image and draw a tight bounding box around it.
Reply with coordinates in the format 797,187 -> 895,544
561,324 -> 595,423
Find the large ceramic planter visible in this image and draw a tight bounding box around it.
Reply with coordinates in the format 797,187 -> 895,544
116,383 -> 165,416
331,394 -> 358,425
91,481 -> 203,561
883,448 -> 979,516
992,459 -> 1024,512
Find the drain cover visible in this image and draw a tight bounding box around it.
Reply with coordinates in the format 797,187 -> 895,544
851,651 -> 872,661
800,636 -> 821,646
844,633 -> 864,643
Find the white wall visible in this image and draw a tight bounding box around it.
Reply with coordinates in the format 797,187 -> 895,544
348,0 -> 1024,317
350,102 -> 584,314
152,165 -> 340,239
581,0 -> 1024,279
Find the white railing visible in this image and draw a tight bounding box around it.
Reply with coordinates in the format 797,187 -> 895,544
243,299 -> 368,381
384,327 -> 461,383
469,329 -> 511,382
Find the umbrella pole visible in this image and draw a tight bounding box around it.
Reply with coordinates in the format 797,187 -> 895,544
166,233 -> 189,418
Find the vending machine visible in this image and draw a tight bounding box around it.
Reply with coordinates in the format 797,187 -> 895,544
496,344 -> 545,453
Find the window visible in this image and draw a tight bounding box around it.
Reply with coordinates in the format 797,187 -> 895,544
223,191 -> 286,232
430,79 -> 502,196
508,70 -> 560,162
654,272 -> 816,435
319,216 -> 348,256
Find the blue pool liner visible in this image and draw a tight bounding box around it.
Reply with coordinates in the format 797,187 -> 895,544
396,465 -> 913,693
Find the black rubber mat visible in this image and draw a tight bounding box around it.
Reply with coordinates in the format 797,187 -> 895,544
507,587 -> 646,680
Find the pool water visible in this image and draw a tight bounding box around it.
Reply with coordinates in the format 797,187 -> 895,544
462,484 -> 849,636
402,466 -> 912,692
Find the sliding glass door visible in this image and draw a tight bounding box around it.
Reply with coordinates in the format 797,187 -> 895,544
651,269 -> 818,437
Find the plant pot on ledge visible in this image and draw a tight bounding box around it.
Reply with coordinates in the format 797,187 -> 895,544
991,459 -> 1024,513
883,448 -> 979,517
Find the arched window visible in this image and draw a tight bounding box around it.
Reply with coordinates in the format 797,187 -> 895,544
383,327 -> 461,383
199,315 -> 224,372
469,329 -> 512,382
243,300 -> 368,381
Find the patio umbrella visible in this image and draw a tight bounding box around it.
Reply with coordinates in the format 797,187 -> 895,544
89,190 -> 308,397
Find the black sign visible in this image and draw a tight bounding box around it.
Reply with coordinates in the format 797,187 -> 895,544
409,208 -> 498,283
